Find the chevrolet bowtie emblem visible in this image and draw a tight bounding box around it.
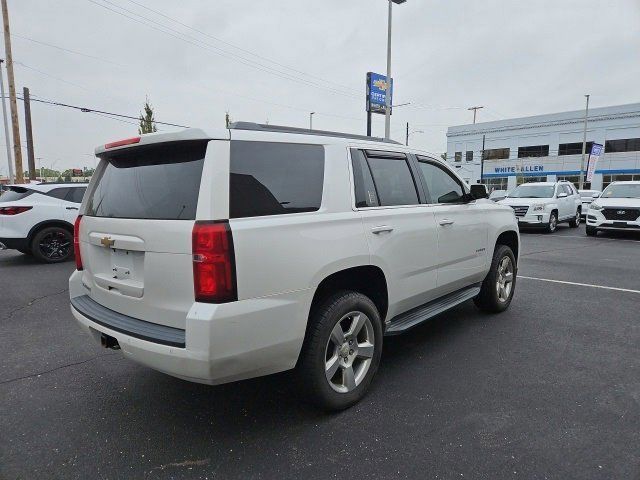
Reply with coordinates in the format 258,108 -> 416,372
101,236 -> 115,248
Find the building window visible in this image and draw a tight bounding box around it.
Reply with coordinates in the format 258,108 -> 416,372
516,176 -> 546,185
483,148 -> 510,160
454,151 -> 462,162
518,145 -> 549,158
558,142 -> 593,156
465,151 -> 473,162
605,138 -> 640,153
602,174 -> 640,189
557,175 -> 589,190
484,177 -> 508,191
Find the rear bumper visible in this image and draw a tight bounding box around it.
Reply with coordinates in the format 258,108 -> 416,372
0,237 -> 29,251
69,270 -> 313,385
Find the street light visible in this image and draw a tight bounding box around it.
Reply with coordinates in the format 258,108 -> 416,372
384,0 -> 407,140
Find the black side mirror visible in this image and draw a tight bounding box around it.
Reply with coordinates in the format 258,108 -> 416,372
470,184 -> 488,200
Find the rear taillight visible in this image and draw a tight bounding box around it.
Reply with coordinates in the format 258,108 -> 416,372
105,136 -> 141,149
192,221 -> 237,303
0,206 -> 32,215
74,215 -> 83,271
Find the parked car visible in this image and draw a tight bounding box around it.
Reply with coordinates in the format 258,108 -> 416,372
586,181 -> 640,236
578,189 -> 601,219
0,183 -> 87,262
69,124 -> 520,410
498,181 -> 582,233
488,189 -> 508,202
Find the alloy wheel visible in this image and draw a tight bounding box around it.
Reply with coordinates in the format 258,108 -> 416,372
324,311 -> 375,393
38,231 -> 71,260
496,256 -> 514,303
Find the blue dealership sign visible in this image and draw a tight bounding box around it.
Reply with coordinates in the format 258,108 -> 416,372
367,72 -> 393,115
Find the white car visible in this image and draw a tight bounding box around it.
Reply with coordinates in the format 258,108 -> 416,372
0,183 -> 87,262
69,124 -> 519,410
578,189 -> 601,219
586,181 -> 640,236
499,181 -> 582,233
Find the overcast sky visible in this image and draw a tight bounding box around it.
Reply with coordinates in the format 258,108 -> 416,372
1,0 -> 639,176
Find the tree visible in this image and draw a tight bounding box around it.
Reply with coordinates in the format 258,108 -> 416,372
139,97 -> 158,134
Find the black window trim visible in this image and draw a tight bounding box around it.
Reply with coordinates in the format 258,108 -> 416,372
349,148 -> 425,209
415,155 -> 470,205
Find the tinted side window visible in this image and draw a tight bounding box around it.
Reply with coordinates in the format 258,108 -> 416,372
230,141 -> 324,218
351,149 -> 379,207
417,160 -> 465,204
0,188 -> 33,202
47,188 -> 71,200
365,154 -> 419,206
66,187 -> 87,203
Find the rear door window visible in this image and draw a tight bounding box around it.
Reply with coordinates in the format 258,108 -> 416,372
47,188 -> 71,200
362,151 -> 419,207
229,141 -> 324,218
65,187 -> 87,204
86,141 -> 207,220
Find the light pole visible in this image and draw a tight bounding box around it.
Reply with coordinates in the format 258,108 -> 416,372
384,0 -> 406,140
309,112 -> 315,130
579,95 -> 590,190
405,123 -> 424,146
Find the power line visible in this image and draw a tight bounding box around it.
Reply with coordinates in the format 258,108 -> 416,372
124,0 -> 361,96
84,0 -> 361,101
10,33 -> 123,66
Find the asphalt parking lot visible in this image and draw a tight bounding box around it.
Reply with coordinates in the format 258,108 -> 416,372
1,225 -> 639,480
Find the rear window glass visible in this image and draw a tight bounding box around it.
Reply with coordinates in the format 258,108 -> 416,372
0,188 -> 34,202
86,141 -> 207,220
230,141 -> 324,218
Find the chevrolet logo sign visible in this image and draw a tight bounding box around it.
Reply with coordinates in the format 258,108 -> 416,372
100,236 -> 115,248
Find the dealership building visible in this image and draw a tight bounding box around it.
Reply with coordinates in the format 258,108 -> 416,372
445,102 -> 640,192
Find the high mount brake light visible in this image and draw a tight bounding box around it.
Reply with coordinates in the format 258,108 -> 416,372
0,206 -> 32,215
192,221 -> 237,303
105,136 -> 141,149
74,215 -> 83,271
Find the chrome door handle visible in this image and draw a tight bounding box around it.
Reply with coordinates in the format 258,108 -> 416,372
371,226 -> 394,234
439,219 -> 455,226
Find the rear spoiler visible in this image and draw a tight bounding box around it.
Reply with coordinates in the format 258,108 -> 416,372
95,128 -> 229,157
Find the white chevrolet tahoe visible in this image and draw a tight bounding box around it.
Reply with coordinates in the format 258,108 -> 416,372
586,181 -> 640,236
499,181 -> 582,233
69,124 -> 520,410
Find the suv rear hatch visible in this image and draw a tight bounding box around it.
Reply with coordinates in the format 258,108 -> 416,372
79,139 -> 209,330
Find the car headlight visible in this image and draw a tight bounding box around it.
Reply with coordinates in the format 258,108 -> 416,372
590,203 -> 603,210
532,204 -> 545,212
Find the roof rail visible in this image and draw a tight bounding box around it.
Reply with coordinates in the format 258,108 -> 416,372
229,122 -> 402,145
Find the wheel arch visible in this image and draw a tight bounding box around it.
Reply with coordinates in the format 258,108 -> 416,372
27,219 -> 74,243
495,229 -> 519,265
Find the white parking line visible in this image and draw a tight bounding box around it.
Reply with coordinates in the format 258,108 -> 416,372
519,275 -> 640,294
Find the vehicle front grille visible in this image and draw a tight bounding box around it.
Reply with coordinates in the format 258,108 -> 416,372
510,205 -> 529,217
602,208 -> 640,221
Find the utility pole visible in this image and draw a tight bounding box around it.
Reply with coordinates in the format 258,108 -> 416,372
309,112 -> 315,130
579,94 -> 590,190
468,106 -> 484,124
405,122 -> 409,146
0,58 -> 13,183
23,87 -> 36,180
480,134 -> 486,184
1,0 -> 24,183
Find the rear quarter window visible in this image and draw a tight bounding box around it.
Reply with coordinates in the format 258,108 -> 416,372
0,188 -> 34,202
229,141 -> 324,218
86,141 -> 207,220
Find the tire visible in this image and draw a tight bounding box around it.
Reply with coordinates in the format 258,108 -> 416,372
474,244 -> 517,313
586,226 -> 597,237
297,291 -> 383,411
546,211 -> 558,233
569,208 -> 581,228
31,226 -> 73,263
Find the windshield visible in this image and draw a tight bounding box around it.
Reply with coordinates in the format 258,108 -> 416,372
601,184 -> 640,199
507,184 -> 555,198
0,187 -> 34,202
